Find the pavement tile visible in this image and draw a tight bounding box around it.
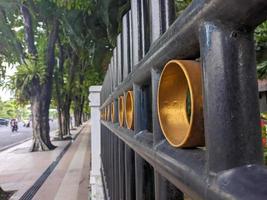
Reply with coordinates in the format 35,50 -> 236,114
0,125 -> 85,200
33,123 -> 91,200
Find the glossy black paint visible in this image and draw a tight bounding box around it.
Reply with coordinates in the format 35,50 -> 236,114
200,22 -> 263,173
100,0 -> 267,199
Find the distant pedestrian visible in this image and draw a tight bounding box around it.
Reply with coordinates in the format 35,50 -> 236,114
10,119 -> 18,132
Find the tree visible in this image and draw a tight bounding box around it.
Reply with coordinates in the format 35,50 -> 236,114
0,0 -> 130,149
20,1 -> 59,151
1,1 -> 60,151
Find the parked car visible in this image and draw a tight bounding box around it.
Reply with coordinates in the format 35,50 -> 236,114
0,118 -> 9,126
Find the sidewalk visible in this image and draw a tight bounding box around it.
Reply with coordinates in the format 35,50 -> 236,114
0,122 -> 91,200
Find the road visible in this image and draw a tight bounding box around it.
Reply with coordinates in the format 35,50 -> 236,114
0,120 -> 58,151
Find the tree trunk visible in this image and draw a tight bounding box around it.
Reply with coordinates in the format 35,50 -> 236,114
74,95 -> 82,127
20,4 -> 37,55
30,18 -> 58,151
21,4 -> 59,151
30,80 -> 56,151
57,108 -> 63,140
62,99 -> 71,136
54,37 -> 65,139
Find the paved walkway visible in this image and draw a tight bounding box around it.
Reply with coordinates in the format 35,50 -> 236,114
0,122 -> 91,200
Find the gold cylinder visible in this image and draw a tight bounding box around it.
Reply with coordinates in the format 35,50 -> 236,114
118,96 -> 124,127
107,104 -> 110,121
111,101 -> 115,123
157,60 -> 204,147
101,110 -> 104,120
104,107 -> 107,121
106,107 -> 108,121
125,91 -> 134,129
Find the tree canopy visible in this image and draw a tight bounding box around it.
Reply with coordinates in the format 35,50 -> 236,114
0,0 -> 130,151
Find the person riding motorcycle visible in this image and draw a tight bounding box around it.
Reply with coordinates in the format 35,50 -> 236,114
10,119 -> 18,132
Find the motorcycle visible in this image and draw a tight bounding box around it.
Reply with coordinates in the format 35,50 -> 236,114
11,124 -> 18,132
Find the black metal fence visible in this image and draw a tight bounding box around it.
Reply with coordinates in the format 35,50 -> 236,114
100,0 -> 267,199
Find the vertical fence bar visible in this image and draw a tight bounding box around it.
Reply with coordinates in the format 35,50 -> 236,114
154,173 -> 184,200
118,139 -> 125,200
117,34 -> 122,84
133,83 -> 144,200
161,0 -> 175,32
129,10 -> 133,72
125,144 -> 136,200
149,0 -> 161,44
110,58 -> 113,92
122,13 -> 130,80
131,0 -> 143,67
134,84 -> 144,131
199,21 -> 263,174
140,0 -> 150,56
114,135 -> 119,200
133,83 -> 154,199
113,48 -> 118,88
151,68 -> 165,145
111,132 -> 115,199
135,154 -> 155,200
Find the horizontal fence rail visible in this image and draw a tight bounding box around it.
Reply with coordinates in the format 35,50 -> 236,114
100,0 -> 267,199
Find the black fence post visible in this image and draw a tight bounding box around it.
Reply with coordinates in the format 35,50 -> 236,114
199,21 -> 263,174
161,0 -> 175,32
118,139 -> 125,200
131,0 -> 143,67
122,13 -> 131,80
154,172 -> 184,200
124,144 -> 136,200
117,34 -> 122,85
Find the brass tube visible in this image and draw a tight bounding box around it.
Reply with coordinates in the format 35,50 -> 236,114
101,110 -> 104,120
157,60 -> 204,147
125,91 -> 134,129
105,107 -> 107,121
118,96 -> 124,127
111,101 -> 115,123
107,104 -> 110,121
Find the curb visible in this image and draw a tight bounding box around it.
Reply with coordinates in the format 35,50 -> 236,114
0,138 -> 32,152
0,129 -> 59,153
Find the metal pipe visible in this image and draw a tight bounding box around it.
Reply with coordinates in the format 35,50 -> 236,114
107,104 -> 110,121
119,96 -> 125,127
125,91 -> 134,129
157,60 -> 204,147
104,107 -> 107,121
111,101 -> 115,123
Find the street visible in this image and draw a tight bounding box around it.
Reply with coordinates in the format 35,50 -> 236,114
0,120 -> 58,151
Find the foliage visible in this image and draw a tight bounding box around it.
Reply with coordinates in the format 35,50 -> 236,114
257,60 -> 267,79
0,98 -> 30,119
256,21 -> 267,79
255,21 -> 267,50
10,59 -> 45,102
175,0 -> 192,16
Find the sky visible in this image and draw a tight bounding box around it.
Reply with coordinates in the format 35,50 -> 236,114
0,64 -> 17,101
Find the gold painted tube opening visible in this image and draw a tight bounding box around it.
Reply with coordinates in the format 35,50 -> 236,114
104,107 -> 107,121
118,96 -> 124,127
125,91 -> 134,129
157,60 -> 204,147
107,104 -> 110,121
101,110 -> 104,120
111,101 -> 115,123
